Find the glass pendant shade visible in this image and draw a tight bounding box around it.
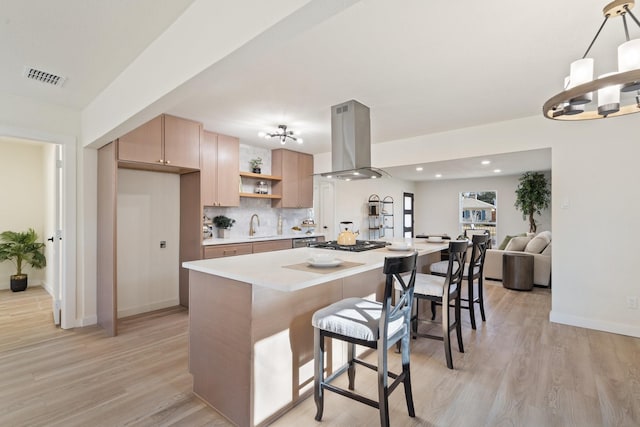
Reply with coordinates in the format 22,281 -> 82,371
597,72 -> 621,116
618,39 -> 640,91
568,58 -> 594,105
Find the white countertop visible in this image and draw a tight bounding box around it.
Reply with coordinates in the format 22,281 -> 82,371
183,240 -> 449,292
202,233 -> 325,246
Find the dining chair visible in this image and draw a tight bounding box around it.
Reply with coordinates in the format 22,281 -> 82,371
312,252 -> 418,427
397,240 -> 467,369
429,234 -> 490,329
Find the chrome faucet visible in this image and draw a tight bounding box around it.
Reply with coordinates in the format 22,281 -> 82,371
249,214 -> 260,236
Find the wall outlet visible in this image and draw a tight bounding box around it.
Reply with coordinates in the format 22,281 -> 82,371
627,296 -> 638,310
160,241 -> 166,249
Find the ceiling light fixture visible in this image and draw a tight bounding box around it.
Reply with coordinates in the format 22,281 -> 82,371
258,124 -> 303,144
435,174 -> 442,178
493,169 -> 502,173
416,167 -> 424,171
543,0 -> 640,120
481,160 -> 491,165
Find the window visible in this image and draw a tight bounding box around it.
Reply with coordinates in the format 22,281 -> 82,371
459,191 -> 497,246
403,192 -> 414,238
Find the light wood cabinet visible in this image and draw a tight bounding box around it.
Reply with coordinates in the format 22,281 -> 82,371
201,131 -> 240,207
252,239 -> 292,253
271,149 -> 314,208
203,243 -> 253,259
118,114 -> 201,171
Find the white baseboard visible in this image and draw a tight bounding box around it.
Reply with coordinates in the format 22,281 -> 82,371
117,298 -> 180,318
78,315 -> 97,327
550,310 -> 640,338
41,280 -> 53,296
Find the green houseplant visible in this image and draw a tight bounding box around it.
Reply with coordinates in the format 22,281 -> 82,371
514,172 -> 551,233
249,157 -> 263,174
213,215 -> 235,238
0,228 -> 47,292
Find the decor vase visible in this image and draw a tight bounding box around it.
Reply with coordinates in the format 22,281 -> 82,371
10,274 -> 28,292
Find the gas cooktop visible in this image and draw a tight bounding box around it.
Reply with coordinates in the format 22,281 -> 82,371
309,240 -> 389,252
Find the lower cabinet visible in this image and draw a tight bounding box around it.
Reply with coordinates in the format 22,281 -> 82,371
203,238 -> 294,259
203,243 -> 252,259
252,239 -> 292,253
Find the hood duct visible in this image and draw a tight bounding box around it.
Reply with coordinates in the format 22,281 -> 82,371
321,99 -> 388,180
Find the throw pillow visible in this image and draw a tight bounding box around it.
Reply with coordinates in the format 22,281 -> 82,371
498,233 -> 526,250
498,235 -> 515,250
524,236 -> 549,254
504,235 -> 532,252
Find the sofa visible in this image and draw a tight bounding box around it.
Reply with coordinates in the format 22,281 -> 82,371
484,231 -> 551,287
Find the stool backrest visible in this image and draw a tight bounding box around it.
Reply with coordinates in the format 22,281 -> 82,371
468,234 -> 490,279
445,241 -> 468,298
381,252 -> 418,344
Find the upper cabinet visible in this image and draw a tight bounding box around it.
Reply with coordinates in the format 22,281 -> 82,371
271,149 -> 314,208
118,114 -> 201,171
201,131 -> 240,207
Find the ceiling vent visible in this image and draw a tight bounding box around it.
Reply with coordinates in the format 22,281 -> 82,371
23,66 -> 66,87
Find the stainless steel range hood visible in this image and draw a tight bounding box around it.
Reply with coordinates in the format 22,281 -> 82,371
320,99 -> 388,180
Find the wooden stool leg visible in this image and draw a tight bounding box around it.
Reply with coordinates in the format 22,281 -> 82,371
401,334 -> 416,417
347,342 -> 356,390
478,276 -> 486,322
442,297 -> 453,369
314,328 -> 324,421
455,293 -> 464,353
377,343 -> 390,427
468,277 -> 477,330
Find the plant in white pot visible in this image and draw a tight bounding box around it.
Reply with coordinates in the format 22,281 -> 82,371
213,215 -> 236,238
0,228 -> 47,292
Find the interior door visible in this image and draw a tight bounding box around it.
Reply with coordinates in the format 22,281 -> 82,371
51,145 -> 63,324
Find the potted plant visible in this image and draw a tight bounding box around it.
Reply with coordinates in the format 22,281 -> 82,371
514,171 -> 551,233
213,215 -> 236,238
249,157 -> 263,174
0,228 -> 47,292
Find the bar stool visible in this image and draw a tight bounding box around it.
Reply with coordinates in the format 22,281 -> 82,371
429,234 -> 490,329
312,252 -> 418,427
399,240 -> 467,369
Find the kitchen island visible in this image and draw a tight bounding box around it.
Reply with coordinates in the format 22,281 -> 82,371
182,240 -> 448,427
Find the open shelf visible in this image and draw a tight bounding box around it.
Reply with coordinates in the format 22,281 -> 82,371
239,171 -> 282,181
239,192 -> 282,199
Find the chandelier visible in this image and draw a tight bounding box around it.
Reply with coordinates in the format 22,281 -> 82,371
258,125 -> 303,144
543,0 -> 640,120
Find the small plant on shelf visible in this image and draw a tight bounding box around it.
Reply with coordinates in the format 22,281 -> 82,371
249,158 -> 263,174
213,215 -> 235,238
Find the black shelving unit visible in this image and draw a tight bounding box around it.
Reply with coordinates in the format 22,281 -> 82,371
382,196 -> 394,238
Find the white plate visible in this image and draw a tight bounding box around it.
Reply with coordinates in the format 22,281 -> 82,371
307,258 -> 342,268
427,237 -> 443,243
388,246 -> 411,251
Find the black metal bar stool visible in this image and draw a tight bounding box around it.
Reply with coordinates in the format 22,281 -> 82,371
312,252 -> 418,427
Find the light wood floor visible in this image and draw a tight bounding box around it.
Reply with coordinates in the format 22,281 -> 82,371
1,284 -> 638,427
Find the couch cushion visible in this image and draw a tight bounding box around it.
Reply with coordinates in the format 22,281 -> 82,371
504,235 -> 532,251
537,231 -> 552,242
524,236 -> 549,254
541,241 -> 552,256
498,233 -> 526,250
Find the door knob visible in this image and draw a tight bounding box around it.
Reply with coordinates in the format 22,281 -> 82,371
47,237 -> 54,242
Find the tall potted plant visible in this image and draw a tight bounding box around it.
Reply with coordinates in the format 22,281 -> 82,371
514,171 -> 551,233
0,228 -> 47,292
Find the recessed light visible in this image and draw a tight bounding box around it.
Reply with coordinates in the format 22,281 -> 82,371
416,167 -> 423,171
493,169 -> 501,173
435,174 -> 442,178
481,160 -> 491,165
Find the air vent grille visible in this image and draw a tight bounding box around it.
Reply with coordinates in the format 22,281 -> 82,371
24,67 -> 66,87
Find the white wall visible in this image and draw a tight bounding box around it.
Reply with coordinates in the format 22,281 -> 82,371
332,177 -> 417,242
116,169 -> 180,317
0,140 -> 46,289
414,172 -> 552,245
